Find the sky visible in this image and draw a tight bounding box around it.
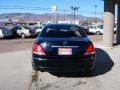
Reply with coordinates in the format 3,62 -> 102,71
0,0 -> 104,17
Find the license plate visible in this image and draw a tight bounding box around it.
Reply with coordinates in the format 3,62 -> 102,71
58,48 -> 72,55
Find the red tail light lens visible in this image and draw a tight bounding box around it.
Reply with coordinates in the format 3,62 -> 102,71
29,30 -> 32,33
32,44 -> 46,55
84,43 -> 95,55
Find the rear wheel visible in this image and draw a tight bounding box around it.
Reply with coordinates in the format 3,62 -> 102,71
32,61 -> 44,72
84,68 -> 94,76
21,33 -> 26,39
32,61 -> 39,71
96,31 -> 101,35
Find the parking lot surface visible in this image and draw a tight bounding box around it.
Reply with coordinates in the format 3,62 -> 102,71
29,46 -> 120,90
0,38 -> 34,53
1,35 -> 120,90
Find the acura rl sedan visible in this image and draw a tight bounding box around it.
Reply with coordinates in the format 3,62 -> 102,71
32,24 -> 96,73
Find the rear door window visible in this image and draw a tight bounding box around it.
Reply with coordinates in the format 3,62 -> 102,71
12,27 -> 18,31
97,25 -> 103,29
17,27 -> 22,30
23,26 -> 31,29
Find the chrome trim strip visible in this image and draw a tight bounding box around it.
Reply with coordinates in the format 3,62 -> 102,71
51,46 -> 79,48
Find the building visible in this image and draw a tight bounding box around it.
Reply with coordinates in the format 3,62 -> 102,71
102,0 -> 120,47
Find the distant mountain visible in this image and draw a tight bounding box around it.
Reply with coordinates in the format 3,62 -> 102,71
0,13 -> 102,24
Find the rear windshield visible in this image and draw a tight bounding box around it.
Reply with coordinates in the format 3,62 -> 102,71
40,25 -> 85,38
23,26 -> 31,29
97,25 -> 103,29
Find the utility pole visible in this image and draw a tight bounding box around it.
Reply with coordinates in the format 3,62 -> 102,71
63,9 -> 66,22
94,5 -> 98,23
70,6 -> 79,24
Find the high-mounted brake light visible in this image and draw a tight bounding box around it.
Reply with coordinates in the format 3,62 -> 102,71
84,43 -> 95,55
32,44 -> 46,55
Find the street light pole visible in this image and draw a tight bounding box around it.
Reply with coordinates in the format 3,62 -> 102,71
94,5 -> 98,23
74,9 -> 75,24
64,9 -> 66,21
70,6 -> 79,24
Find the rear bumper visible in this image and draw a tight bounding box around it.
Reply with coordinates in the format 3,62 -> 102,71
32,57 -> 95,72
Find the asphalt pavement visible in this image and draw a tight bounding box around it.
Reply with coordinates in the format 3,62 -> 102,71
0,41 -> 120,90
0,35 -> 120,90
0,50 -> 32,90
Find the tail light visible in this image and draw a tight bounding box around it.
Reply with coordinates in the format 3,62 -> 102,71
84,43 -> 95,55
32,44 -> 46,56
29,30 -> 33,33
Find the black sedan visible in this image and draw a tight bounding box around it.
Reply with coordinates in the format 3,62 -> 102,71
32,24 -> 96,73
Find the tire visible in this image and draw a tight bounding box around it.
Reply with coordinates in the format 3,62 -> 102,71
84,68 -> 94,76
96,31 -> 101,35
32,61 -> 44,72
21,33 -> 26,39
32,61 -> 39,71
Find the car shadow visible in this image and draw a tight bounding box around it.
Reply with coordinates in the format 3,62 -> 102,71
49,48 -> 114,77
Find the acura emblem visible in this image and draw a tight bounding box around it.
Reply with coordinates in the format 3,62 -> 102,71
63,41 -> 67,45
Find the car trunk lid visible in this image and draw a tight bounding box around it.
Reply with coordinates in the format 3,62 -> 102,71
37,37 -> 91,57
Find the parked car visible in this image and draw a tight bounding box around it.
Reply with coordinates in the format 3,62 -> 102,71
89,25 -> 103,35
0,27 -> 12,39
11,26 -> 35,38
89,25 -> 117,35
32,24 -> 96,73
114,25 -> 117,33
34,26 -> 43,36
81,26 -> 89,34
